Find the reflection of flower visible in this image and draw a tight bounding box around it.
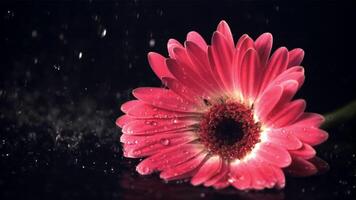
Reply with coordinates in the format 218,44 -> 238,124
116,20 -> 328,190
119,169 -> 285,200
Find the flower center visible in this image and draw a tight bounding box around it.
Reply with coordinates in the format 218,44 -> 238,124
198,101 -> 261,160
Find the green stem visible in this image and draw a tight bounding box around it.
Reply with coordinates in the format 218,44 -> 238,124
322,100 -> 356,129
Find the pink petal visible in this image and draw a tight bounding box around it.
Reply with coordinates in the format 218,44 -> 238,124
286,126 -> 328,146
166,58 -> 213,99
284,156 -> 317,177
186,31 -> 207,50
266,99 -> 306,128
289,143 -> 316,159
258,163 -> 279,189
254,32 -> 273,67
233,35 -> 255,92
236,34 -> 249,49
256,142 -> 292,168
292,113 -> 325,128
120,131 -> 193,145
262,80 -> 300,122
136,144 -> 204,175
172,46 -> 197,72
167,39 -> 183,59
209,32 -> 234,92
116,115 -> 132,128
260,47 -> 289,91
121,100 -> 140,113
265,66 -> 305,91
272,80 -> 300,107
239,48 -> 263,103
216,20 -> 234,49
267,128 -> 303,150
288,48 -> 304,67
170,46 -> 219,94
236,34 -> 255,63
160,151 -> 207,181
126,101 -> 200,119
246,159 -> 269,190
122,118 -> 197,135
212,174 -> 230,189
271,166 -> 286,189
147,52 -> 173,80
185,41 -> 222,94
254,85 -> 283,122
121,131 -> 198,158
204,161 -> 229,187
133,87 -> 201,113
162,77 -> 203,106
191,155 -> 222,186
229,162 -> 251,190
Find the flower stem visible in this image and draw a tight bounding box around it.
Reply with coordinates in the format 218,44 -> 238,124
322,100 -> 356,129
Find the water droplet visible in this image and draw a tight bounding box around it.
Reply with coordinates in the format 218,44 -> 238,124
145,120 -> 157,126
31,30 -> 37,38
53,64 -> 61,70
133,150 -> 141,155
101,29 -> 107,38
149,38 -> 155,47
160,138 -> 170,146
139,166 -> 150,174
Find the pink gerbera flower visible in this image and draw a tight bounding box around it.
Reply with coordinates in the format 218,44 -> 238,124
116,20 -> 329,190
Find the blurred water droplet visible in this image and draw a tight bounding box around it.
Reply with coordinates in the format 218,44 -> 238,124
53,64 -> 61,71
31,30 -> 37,38
149,39 -> 155,47
101,28 -> 107,38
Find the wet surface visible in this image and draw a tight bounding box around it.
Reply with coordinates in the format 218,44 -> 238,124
0,1 -> 355,199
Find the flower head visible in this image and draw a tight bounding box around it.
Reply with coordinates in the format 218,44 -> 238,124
116,20 -> 329,190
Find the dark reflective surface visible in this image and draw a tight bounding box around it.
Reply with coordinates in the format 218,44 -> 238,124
0,1 -> 355,199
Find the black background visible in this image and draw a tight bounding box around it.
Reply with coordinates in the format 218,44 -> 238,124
0,0 -> 355,199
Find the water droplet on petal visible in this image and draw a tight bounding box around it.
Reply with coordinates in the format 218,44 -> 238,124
137,165 -> 151,174
133,150 -> 141,155
160,138 -> 170,146
145,120 -> 158,126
